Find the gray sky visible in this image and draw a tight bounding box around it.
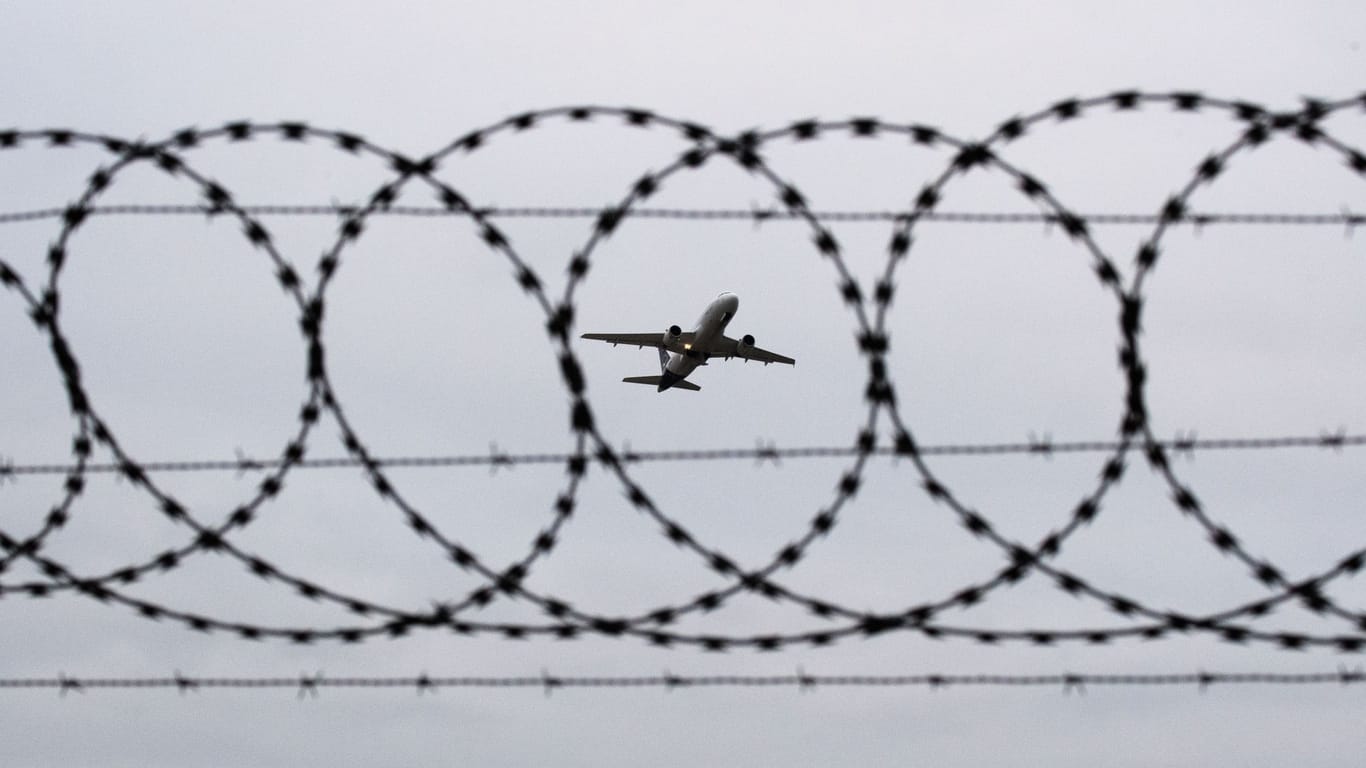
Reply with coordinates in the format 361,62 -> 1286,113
2,1 -> 1365,766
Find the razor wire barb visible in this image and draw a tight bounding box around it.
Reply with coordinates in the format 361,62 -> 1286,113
2,91 -> 1366,652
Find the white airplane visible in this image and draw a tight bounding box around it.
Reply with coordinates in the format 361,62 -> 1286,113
581,292 -> 795,392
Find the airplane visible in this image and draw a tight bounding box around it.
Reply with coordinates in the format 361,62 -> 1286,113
580,292 -> 795,392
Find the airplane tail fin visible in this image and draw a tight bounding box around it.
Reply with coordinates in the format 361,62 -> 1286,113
623,375 -> 701,392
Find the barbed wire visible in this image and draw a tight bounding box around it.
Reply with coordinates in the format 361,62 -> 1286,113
2,431 -> 1361,478
3,91 -> 1366,651
0,203 -> 1362,228
2,668 -> 1362,695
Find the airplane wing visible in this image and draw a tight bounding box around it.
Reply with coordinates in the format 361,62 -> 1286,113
706,335 -> 796,365
581,332 -> 696,350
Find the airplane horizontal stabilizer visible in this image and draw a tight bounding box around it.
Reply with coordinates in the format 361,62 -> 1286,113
622,375 -> 701,391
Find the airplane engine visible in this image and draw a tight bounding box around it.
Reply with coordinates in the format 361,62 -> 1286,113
736,334 -> 755,355
662,324 -> 683,346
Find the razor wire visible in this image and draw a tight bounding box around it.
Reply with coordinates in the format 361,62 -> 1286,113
2,91 -> 1366,651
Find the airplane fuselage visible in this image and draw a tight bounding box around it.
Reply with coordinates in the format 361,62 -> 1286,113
659,292 -> 739,390
580,291 -> 792,392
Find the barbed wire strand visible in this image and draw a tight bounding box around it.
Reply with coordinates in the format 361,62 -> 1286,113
0,204 -> 1362,228
2,668 -> 1363,695
2,431 -> 1361,478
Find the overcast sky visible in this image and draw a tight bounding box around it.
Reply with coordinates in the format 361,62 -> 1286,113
2,1 -> 1365,766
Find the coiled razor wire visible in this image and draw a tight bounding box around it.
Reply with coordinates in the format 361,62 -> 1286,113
2,92 -> 1366,651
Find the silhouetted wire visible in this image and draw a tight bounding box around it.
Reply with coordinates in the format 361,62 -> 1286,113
3,432 -> 1362,477
3,669 -> 1363,694
1,204 -> 1363,227
3,91 -> 1366,652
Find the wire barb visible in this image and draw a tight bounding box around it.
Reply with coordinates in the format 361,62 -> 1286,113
297,671 -> 323,700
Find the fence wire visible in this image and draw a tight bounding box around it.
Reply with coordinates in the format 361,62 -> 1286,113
2,432 -> 1362,478
0,203 -> 1362,228
3,669 -> 1364,696
3,91 -> 1366,652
